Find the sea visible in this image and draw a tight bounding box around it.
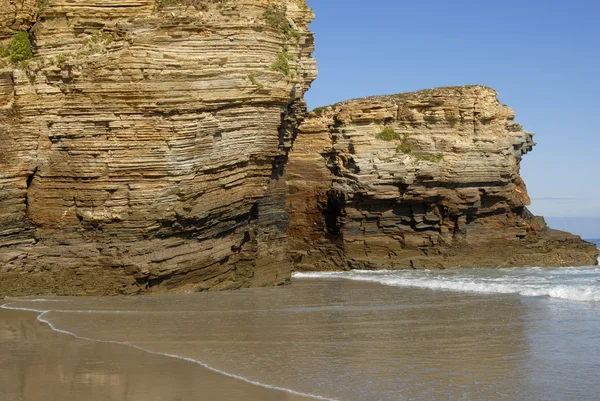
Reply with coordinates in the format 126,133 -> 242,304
1,240 -> 599,401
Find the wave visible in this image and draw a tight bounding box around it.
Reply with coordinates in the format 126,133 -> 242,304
293,269 -> 600,302
3,297 -> 66,302
0,303 -> 336,401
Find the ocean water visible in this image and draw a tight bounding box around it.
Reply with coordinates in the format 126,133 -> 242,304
2,248 -> 599,401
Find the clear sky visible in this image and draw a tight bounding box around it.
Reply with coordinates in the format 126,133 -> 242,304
304,0 -> 600,236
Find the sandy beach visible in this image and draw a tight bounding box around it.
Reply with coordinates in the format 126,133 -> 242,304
0,306 -> 313,401
2,270 -> 599,401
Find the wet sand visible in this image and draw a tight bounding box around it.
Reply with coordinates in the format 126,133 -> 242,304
0,306 -> 313,401
2,275 -> 599,401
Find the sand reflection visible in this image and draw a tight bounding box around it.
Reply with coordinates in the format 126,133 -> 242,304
0,307 -> 313,401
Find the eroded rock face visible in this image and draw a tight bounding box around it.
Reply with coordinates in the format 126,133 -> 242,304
286,86 -> 599,271
0,0 -> 316,295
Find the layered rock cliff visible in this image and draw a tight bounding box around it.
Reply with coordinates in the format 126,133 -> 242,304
1,3 -> 596,297
0,0 -> 316,295
286,86 -> 599,270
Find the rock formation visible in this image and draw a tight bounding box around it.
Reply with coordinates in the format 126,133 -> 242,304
286,86 -> 599,270
1,3 -> 596,297
0,0 -> 316,295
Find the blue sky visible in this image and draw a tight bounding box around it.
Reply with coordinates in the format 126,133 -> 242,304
304,0 -> 600,236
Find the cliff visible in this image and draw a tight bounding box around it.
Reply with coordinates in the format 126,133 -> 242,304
0,0 -> 316,295
286,86 -> 599,270
1,4 -> 596,297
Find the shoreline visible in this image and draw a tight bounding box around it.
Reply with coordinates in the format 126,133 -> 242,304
2,272 -> 598,401
0,304 -> 324,401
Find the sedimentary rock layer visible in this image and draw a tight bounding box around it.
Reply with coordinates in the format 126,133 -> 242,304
286,86 -> 599,270
0,0 -> 316,295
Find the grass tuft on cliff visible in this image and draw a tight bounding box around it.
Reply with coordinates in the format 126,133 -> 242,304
311,106 -> 328,115
36,0 -> 50,13
264,3 -> 301,38
3,32 -> 34,65
376,127 -> 418,155
311,102 -> 342,116
271,52 -> 292,76
247,74 -> 264,89
377,127 -> 403,141
396,144 -> 413,154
